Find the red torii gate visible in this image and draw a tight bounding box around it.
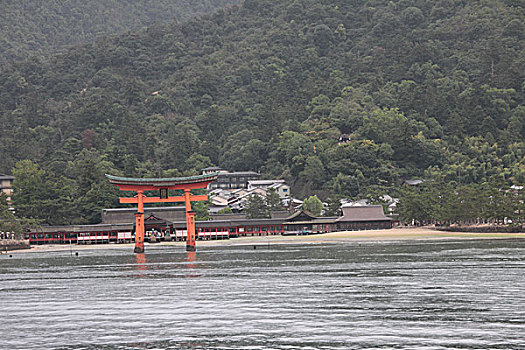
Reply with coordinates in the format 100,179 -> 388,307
106,173 -> 218,253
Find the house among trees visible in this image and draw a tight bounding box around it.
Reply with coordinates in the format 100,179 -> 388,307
247,180 -> 290,198
204,167 -> 293,213
338,134 -> 351,145
202,166 -> 227,175
403,179 -> 424,186
203,167 -> 261,190
0,174 -> 14,205
227,188 -> 268,211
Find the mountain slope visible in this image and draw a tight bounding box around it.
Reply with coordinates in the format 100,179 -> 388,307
0,0 -> 523,223
0,0 -> 240,62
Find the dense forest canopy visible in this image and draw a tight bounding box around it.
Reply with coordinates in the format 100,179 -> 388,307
0,0 -> 523,225
0,0 -> 240,63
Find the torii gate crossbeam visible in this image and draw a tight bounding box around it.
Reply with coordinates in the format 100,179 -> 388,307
106,173 -> 218,253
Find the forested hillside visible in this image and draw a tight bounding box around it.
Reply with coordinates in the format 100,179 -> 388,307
1,0 -> 523,225
0,0 -> 240,62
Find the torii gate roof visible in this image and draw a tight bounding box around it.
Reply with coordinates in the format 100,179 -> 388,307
105,172 -> 219,187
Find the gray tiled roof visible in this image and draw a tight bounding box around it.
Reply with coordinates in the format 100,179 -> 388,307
337,205 -> 391,222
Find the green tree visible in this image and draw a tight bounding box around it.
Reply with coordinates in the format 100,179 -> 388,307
183,153 -> 212,175
244,194 -> 269,218
266,188 -> 283,212
324,196 -> 341,217
12,160 -> 75,225
331,173 -> 359,197
396,186 -> 434,225
272,131 -> 313,178
303,195 -> 322,216
217,207 -> 233,214
0,193 -> 23,239
299,156 -> 326,189
193,201 -> 211,221
70,150 -> 120,224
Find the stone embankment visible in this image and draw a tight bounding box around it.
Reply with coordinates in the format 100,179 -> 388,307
1,239 -> 31,252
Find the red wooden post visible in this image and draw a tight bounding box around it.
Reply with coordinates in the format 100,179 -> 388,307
134,212 -> 144,253
134,190 -> 145,253
183,189 -> 196,251
186,210 -> 196,252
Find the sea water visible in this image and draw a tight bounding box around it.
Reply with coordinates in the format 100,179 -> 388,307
1,239 -> 524,349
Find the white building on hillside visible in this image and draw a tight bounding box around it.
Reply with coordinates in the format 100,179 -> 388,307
247,180 -> 290,198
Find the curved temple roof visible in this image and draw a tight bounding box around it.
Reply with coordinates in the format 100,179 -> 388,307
105,172 -> 219,187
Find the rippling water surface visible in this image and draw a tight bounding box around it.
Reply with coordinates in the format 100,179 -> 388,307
1,239 -> 524,349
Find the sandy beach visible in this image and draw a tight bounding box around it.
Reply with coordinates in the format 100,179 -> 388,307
16,226 -> 524,254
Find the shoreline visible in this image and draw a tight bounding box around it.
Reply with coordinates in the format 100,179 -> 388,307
13,227 -> 524,254
0,239 -> 31,252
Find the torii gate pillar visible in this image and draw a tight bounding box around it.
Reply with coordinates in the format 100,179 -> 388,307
186,210 -> 196,252
134,212 -> 144,253
106,173 -> 218,253
133,190 -> 145,253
